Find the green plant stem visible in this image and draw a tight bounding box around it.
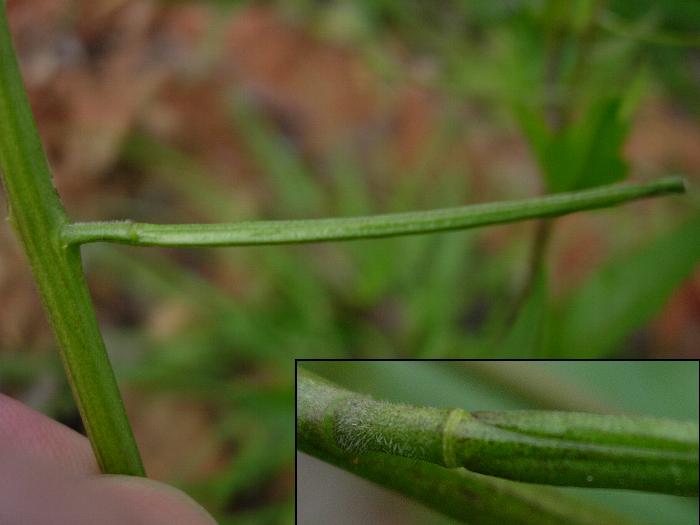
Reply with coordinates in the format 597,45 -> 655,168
0,4 -> 144,475
509,218 -> 553,324
297,368 -> 699,496
301,444 -> 636,525
513,1 -> 607,325
62,177 -> 685,247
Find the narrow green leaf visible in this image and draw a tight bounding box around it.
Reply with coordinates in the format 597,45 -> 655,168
230,94 -> 324,216
545,97 -> 631,192
513,101 -> 551,174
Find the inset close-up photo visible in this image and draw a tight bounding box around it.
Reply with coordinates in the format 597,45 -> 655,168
1,1 -> 700,524
297,361 -> 699,525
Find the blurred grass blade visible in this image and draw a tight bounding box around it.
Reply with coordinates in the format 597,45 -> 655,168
498,267 -> 550,358
553,212 -> 700,357
458,362 -> 613,413
230,93 -> 324,217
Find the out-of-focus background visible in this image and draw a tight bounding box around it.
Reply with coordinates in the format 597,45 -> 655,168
298,361 -> 700,525
0,1 -> 699,523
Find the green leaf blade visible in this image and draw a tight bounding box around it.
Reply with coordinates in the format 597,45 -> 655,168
554,212 -> 700,357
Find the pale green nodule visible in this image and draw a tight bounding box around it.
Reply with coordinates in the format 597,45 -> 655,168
297,368 -> 699,497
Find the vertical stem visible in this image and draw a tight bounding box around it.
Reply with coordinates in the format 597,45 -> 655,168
0,3 -> 143,475
514,1 -> 605,318
511,1 -> 568,319
509,218 -> 552,323
542,0 -> 568,131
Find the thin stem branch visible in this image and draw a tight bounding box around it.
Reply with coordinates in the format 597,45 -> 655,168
62,177 -> 685,248
0,4 -> 143,475
297,368 -> 699,496
301,445 -> 635,525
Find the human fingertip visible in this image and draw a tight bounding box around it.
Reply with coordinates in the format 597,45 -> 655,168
95,475 -> 218,525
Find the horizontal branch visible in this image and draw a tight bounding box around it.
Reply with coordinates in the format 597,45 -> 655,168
297,368 -> 699,496
61,177 -> 685,248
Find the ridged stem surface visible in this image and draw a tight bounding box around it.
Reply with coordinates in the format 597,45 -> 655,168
0,3 -> 143,475
301,444 -> 636,525
61,177 -> 685,247
297,368 -> 699,496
